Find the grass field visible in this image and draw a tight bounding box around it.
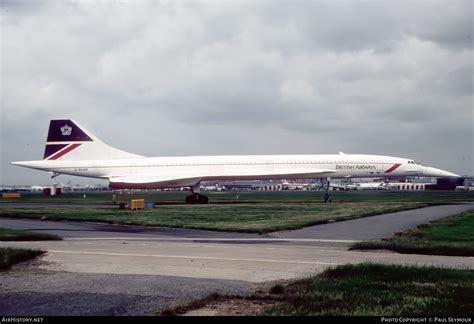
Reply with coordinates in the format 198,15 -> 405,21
0,228 -> 62,241
1,191 -> 471,232
1,190 -> 474,204
162,263 -> 474,316
0,202 -> 426,233
352,209 -> 474,256
262,263 -> 474,316
0,247 -> 45,270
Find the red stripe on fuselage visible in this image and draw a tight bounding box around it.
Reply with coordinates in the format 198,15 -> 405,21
47,144 -> 81,160
385,163 -> 401,173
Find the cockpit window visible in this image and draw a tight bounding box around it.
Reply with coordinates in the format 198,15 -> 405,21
407,160 -> 422,165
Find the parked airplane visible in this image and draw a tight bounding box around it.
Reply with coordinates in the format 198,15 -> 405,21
12,120 -> 460,203
200,184 -> 224,192
328,182 -> 358,191
355,182 -> 387,190
281,179 -> 310,190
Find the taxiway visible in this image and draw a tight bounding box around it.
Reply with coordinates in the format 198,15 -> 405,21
1,203 -> 472,315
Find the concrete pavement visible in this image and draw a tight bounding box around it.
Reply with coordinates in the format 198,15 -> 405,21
1,203 -> 473,315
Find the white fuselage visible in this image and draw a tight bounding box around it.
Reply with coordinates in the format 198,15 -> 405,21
14,153 -> 456,190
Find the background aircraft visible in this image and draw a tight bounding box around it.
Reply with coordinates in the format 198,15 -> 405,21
281,179 -> 311,190
356,182 -> 387,190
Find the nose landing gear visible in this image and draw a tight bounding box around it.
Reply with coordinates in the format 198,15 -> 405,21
324,177 -> 332,203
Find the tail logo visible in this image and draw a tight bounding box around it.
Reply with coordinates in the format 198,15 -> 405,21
61,124 -> 72,136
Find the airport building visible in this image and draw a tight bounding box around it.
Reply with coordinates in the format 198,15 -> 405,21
2,175 -> 472,195
205,180 -> 284,191
386,183 -> 428,191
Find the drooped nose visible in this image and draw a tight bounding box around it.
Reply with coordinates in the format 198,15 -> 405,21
422,166 -> 461,178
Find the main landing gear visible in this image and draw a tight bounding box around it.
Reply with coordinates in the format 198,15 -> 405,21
185,193 -> 209,204
185,184 -> 209,204
324,177 -> 332,203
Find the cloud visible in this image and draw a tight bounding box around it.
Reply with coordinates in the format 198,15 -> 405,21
0,1 -> 472,185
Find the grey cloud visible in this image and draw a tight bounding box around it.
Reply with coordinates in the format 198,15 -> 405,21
1,1 -> 472,185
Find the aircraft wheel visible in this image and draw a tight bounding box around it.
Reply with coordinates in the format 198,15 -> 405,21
185,194 -> 197,204
197,194 -> 209,204
324,192 -> 332,203
185,193 -> 209,204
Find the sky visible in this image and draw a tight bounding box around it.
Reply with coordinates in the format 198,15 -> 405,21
0,0 -> 472,186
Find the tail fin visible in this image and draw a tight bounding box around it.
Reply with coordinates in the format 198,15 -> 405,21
43,119 -> 143,160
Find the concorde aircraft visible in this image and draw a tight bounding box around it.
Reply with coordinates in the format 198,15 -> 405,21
12,120 -> 460,204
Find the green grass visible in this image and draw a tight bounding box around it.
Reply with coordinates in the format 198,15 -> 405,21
0,247 -> 45,270
352,209 -> 474,256
1,190 -> 473,204
263,263 -> 474,316
0,202 -> 426,233
0,228 -> 62,241
1,191 -> 470,233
